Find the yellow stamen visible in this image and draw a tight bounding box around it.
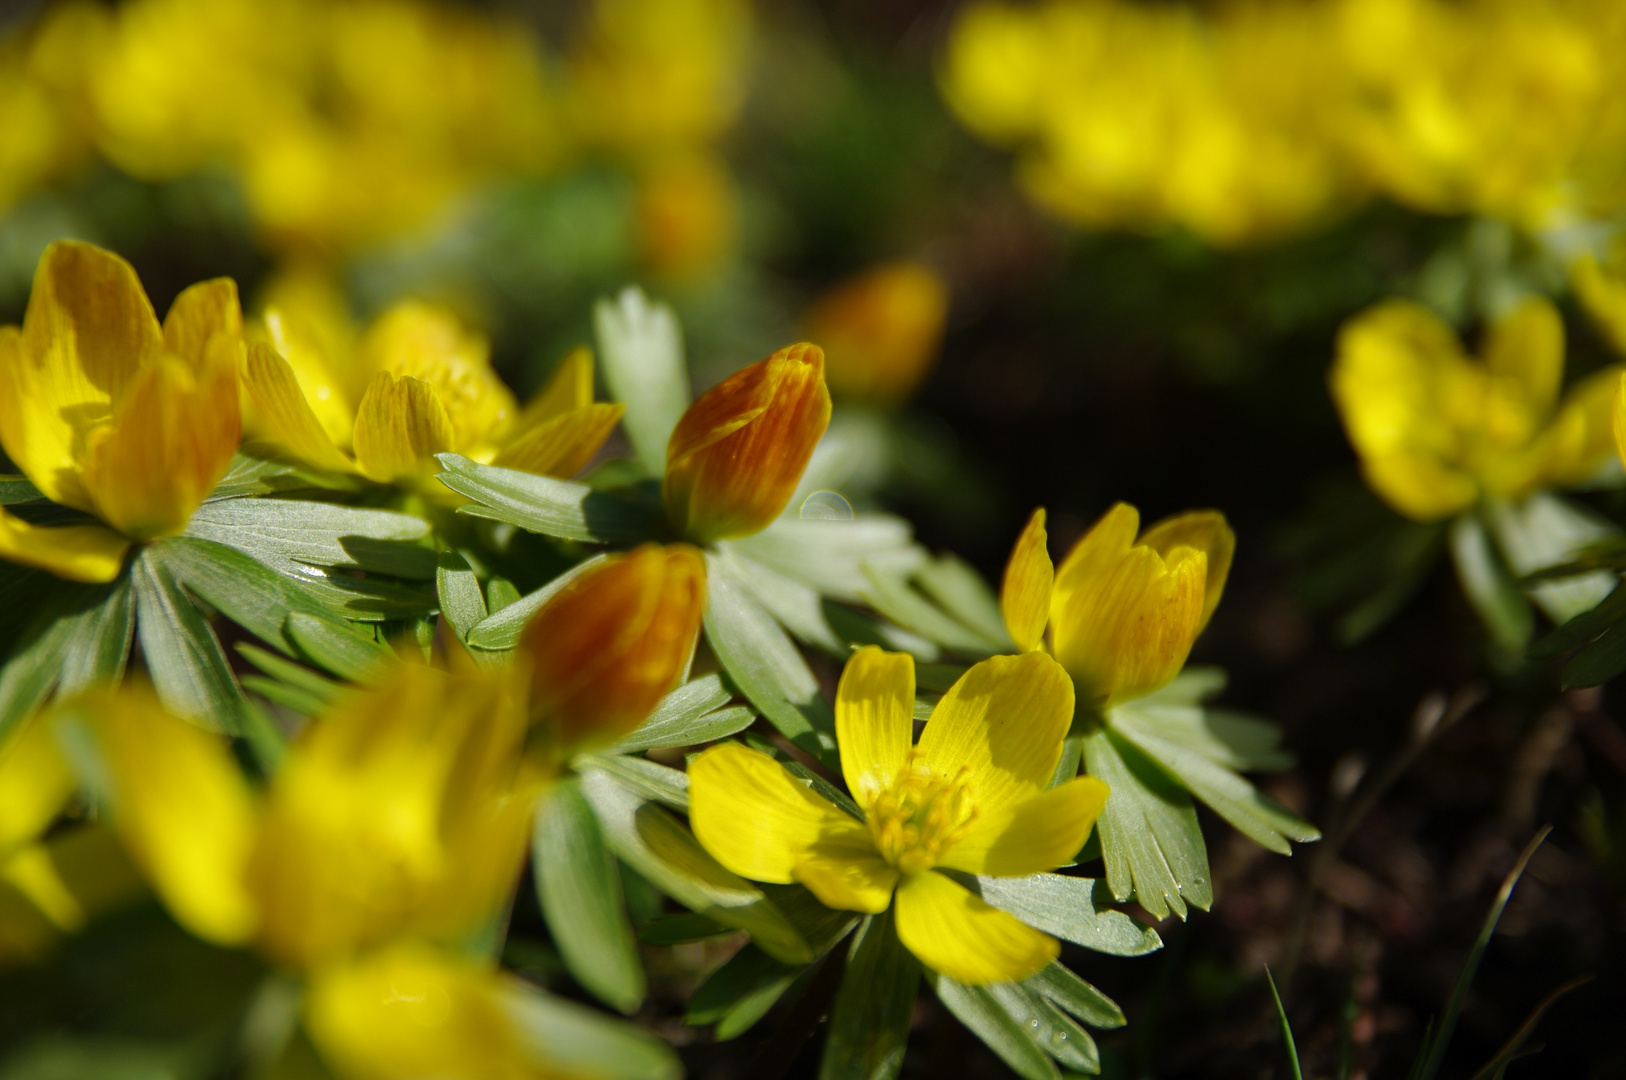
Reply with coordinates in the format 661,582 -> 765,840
867,750 -> 979,876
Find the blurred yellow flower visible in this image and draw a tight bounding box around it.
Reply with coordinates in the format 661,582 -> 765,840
241,274 -> 623,486
689,646 -> 1108,985
0,241 -> 242,582
0,2 -> 107,215
1001,504 -> 1234,708
636,151 -> 739,281
804,261 -> 950,407
518,543 -> 707,758
1330,297 -> 1620,521
664,343 -> 832,543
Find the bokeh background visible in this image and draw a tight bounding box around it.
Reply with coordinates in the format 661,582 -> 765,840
1,0 -> 1623,1077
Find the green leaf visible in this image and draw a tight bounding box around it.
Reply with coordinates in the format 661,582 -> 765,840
153,537 -> 334,654
913,554 -> 1013,649
1449,514 -> 1532,652
1560,617 -> 1626,687
0,580 -> 132,740
609,674 -> 756,753
1027,960 -> 1125,1029
1265,967 -> 1305,1080
575,753 -> 689,811
435,550 -> 487,644
185,498 -> 435,579
861,565 -> 1004,656
577,767 -> 812,964
637,911 -> 731,945
1465,975 -> 1592,1080
974,874 -> 1162,957
237,644 -> 340,706
0,474 -> 43,504
465,556 -> 609,651
436,454 -> 655,543
534,778 -> 646,1015
133,548 -> 245,734
594,287 -> 690,477
485,576 -> 522,613
721,549 -> 844,653
207,449 -> 354,500
686,945 -> 802,1039
1080,725 -> 1211,919
1530,581 -> 1626,658
930,974 -> 1060,1080
1486,492 -> 1617,624
1109,701 -> 1320,855
729,517 -> 925,603
994,979 -> 1101,1073
820,909 -> 920,1080
502,981 -> 680,1080
57,576 -> 134,697
703,551 -> 838,768
284,612 -> 392,683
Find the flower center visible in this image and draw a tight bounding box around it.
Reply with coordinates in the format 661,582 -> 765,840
867,753 -> 979,876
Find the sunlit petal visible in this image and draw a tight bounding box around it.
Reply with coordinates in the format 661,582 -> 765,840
0,507 -> 130,583
240,341 -> 357,474
491,402 -> 624,479
938,776 -> 1109,877
1000,507 -> 1053,652
835,645 -> 915,812
351,371 -> 455,483
893,869 -> 1057,984
1138,509 -> 1235,632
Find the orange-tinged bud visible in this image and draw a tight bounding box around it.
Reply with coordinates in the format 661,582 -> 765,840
663,344 -> 831,542
805,261 -> 949,406
518,544 -> 707,754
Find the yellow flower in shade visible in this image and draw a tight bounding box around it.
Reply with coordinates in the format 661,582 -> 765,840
1001,503 -> 1234,709
663,343 -> 832,543
1330,297 -> 1622,522
689,646 -> 1109,985
804,261 -> 950,407
68,661 -> 536,972
0,241 -> 242,582
636,151 -> 738,280
517,543 -> 707,759
240,273 -> 623,486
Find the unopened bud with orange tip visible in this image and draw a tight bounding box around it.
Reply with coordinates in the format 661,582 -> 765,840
517,543 -> 707,756
663,343 -> 831,542
804,261 -> 949,406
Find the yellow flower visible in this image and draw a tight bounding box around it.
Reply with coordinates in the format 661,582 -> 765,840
636,150 -> 738,280
1330,297 -> 1620,522
1001,504 -> 1234,708
68,661 -> 537,972
804,261 -> 950,407
664,343 -> 832,543
689,646 -> 1108,985
241,274 -> 623,487
517,543 -> 707,758
0,241 -> 242,582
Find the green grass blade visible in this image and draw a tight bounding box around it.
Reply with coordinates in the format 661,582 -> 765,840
1264,967 -> 1303,1080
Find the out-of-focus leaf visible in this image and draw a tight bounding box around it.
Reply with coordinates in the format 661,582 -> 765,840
861,566 -> 1004,656
1487,492 -> 1616,623
437,454 -> 655,543
133,548 -> 245,734
913,554 -> 1012,649
594,287 -> 690,478
207,450 -> 354,500
1530,582 -> 1626,658
685,945 -> 801,1040
284,613 -> 392,683
1450,515 -> 1532,652
465,556 -> 608,651
973,874 -> 1162,956
609,674 -> 755,753
576,753 -> 689,811
0,579 -> 132,740
1081,725 -> 1211,919
723,549 -> 843,653
502,980 -> 680,1080
577,766 -> 812,964
534,778 -> 645,1015
820,910 -> 919,1080
637,911 -> 731,945
703,552 -> 838,768
0,475 -> 44,505
237,644 -> 339,706
730,517 -> 924,603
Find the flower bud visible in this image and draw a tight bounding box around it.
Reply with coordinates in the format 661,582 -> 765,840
805,261 -> 949,406
518,544 -> 707,753
663,344 -> 831,542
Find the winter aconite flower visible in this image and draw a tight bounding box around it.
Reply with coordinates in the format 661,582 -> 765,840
663,342 -> 831,542
689,646 -> 1108,985
1331,297 -> 1620,522
0,241 -> 242,582
241,273 -> 623,486
804,261 -> 950,407
1001,503 -> 1234,709
517,543 -> 707,758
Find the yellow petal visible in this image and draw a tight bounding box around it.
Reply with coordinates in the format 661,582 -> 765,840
360,301 -> 515,456
834,646 -> 916,812
792,831 -> 899,914
490,402 -> 625,478
893,869 -> 1057,985
162,278 -> 242,369
74,685 -> 259,946
1138,509 -> 1235,633
687,742 -> 864,887
351,371 -> 455,483
240,341 -> 356,473
1000,507 -> 1053,652
305,944 -> 532,1080
1050,504 -> 1207,706
1,844 -> 84,932
0,713 -> 75,853
1544,365 -> 1624,486
1357,452 -> 1479,521
1574,254 -> 1626,358
664,343 -> 832,542
517,346 -> 595,429
1484,296 -> 1563,420
0,506 -> 129,583
79,338 -> 241,540
259,273 -> 358,447
518,544 -> 707,753
916,652 -> 1074,815
2,243 -> 164,510
938,776 -> 1109,877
